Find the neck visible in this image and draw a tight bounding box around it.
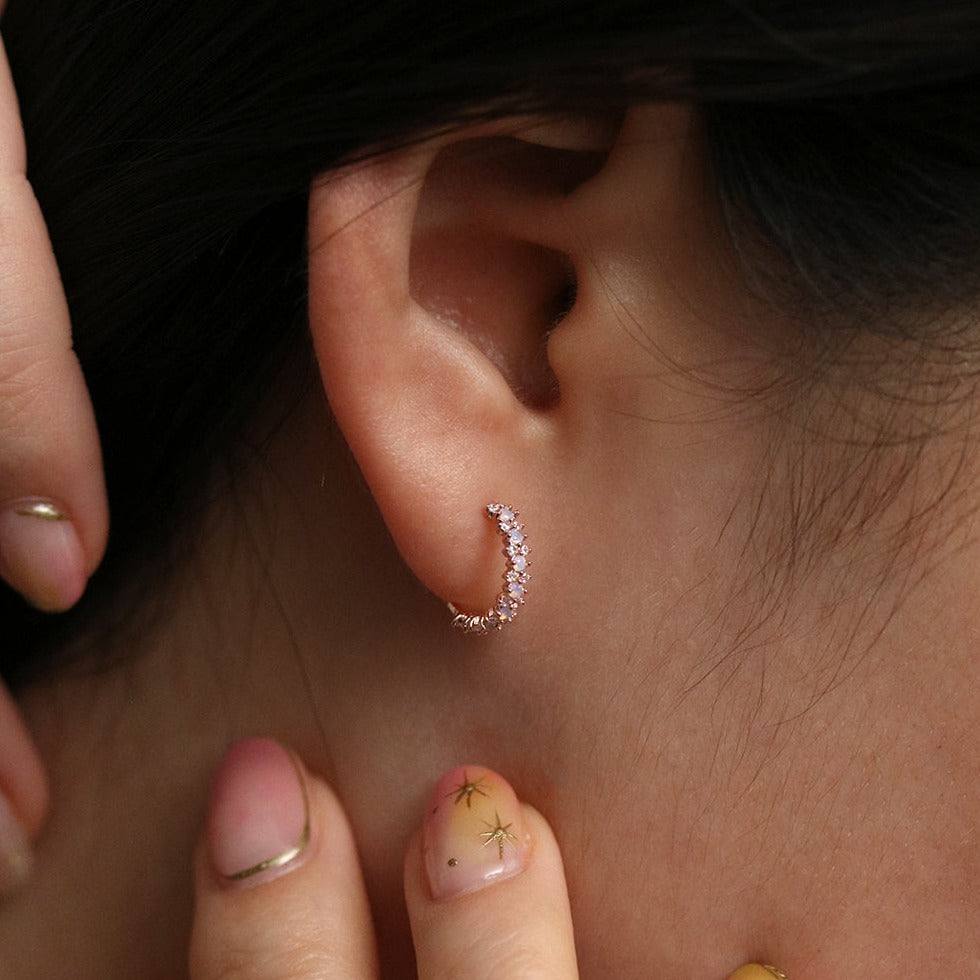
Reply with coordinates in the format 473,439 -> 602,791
6,394 -> 980,978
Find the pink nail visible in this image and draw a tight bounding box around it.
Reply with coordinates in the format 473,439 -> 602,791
207,739 -> 311,885
423,765 -> 529,901
0,790 -> 33,896
0,501 -> 86,611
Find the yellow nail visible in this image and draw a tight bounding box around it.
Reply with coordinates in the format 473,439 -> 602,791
423,765 -> 529,900
729,966 -> 790,980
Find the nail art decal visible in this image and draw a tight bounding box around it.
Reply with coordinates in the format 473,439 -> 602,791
448,772 -> 489,809
478,810 -> 518,860
424,766 -> 529,900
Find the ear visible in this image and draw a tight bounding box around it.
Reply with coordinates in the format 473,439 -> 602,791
307,119 -> 607,620
306,106 -> 763,629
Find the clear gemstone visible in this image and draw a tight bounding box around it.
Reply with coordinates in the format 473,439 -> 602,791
499,507 -> 514,523
487,503 -> 501,515
512,555 -> 527,572
509,529 -> 524,545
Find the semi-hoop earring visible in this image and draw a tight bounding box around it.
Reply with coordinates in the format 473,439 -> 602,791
448,503 -> 530,635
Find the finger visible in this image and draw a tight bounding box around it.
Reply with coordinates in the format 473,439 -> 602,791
0,36 -> 107,610
0,681 -> 47,896
406,765 -> 578,980
189,738 -> 379,980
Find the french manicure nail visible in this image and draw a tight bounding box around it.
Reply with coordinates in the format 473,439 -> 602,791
0,501 -> 86,611
207,738 -> 311,885
423,765 -> 529,901
0,791 -> 33,897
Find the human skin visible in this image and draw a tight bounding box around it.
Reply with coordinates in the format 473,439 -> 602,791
187,742 -> 785,979
0,17 -> 94,908
190,746 -> 583,979
1,106 -> 978,977
0,26 -> 107,610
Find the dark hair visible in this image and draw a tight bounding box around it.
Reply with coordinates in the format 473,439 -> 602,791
2,0 -> 979,685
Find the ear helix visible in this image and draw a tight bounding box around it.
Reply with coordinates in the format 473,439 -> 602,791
448,504 -> 531,635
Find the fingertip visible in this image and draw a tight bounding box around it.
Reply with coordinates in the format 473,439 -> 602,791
422,764 -> 530,901
0,791 -> 32,896
72,460 -> 110,581
728,966 -> 791,980
0,683 -> 48,898
0,683 -> 48,838
190,739 -> 378,980
0,501 -> 88,611
406,765 -> 578,978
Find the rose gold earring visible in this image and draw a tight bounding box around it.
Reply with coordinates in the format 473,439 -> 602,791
448,503 -> 530,635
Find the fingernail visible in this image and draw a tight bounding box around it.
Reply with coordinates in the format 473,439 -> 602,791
207,738 -> 311,885
0,501 -> 86,611
423,765 -> 529,901
0,791 -> 33,897
729,966 -> 790,980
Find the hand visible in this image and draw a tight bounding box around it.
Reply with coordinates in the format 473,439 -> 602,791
190,741 -> 578,978
0,29 -> 107,611
190,740 -> 792,979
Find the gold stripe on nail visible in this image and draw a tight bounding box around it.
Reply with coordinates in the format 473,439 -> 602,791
222,752 -> 311,882
15,503 -> 68,522
763,968 -> 790,980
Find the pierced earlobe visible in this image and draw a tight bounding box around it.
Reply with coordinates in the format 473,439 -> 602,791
448,503 -> 531,635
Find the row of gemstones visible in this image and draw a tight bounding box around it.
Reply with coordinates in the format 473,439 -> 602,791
487,503 -> 530,627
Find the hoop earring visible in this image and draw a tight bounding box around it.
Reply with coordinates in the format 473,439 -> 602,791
448,504 -> 530,635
